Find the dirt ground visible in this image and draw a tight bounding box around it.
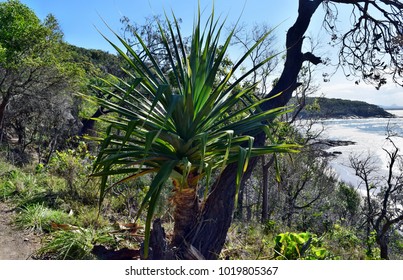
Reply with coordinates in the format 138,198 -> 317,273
0,202 -> 40,260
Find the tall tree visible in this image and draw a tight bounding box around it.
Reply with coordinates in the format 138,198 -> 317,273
349,136 -> 403,260
0,0 -> 44,138
0,0 -> 82,162
94,0 -> 402,260
190,0 -> 403,259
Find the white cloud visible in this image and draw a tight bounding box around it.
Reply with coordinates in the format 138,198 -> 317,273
315,74 -> 403,107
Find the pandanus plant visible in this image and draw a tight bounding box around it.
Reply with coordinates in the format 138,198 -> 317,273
89,8 -> 298,258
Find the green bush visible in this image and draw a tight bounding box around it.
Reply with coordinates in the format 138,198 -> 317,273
325,224 -> 365,259
0,166 -> 49,203
74,206 -> 109,229
274,232 -> 330,260
47,142 -> 95,195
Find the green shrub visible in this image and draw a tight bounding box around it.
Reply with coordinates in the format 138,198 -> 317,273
274,232 -> 330,260
47,143 -> 94,195
74,206 -> 109,229
325,224 -> 365,259
0,167 -> 48,203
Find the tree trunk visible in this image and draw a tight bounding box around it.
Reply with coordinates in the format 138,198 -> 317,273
171,187 -> 199,248
261,156 -> 275,223
189,161 -> 242,259
190,150 -> 267,259
261,157 -> 269,222
262,0 -> 322,111
377,235 -> 389,260
188,0 -> 323,260
79,107 -> 106,136
0,94 -> 11,142
147,0 -> 324,260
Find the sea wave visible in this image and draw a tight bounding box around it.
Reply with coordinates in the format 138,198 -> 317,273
302,117 -> 403,189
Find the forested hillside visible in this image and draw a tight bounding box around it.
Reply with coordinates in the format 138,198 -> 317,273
66,45 -> 124,78
0,0 -> 123,164
297,97 -> 395,119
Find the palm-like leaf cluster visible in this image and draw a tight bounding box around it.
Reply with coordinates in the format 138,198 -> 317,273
88,8 -> 298,257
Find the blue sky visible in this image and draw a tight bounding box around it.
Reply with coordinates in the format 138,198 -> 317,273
18,0 -> 302,52
10,0 -> 403,106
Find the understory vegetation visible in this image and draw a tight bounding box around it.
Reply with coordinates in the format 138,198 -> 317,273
1,138 -> 402,260
1,0 -> 402,260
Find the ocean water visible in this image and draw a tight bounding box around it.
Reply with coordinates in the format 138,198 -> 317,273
307,110 -> 403,189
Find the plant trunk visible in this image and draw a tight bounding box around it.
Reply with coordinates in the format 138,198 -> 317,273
379,242 -> 389,260
148,0 -> 323,260
261,158 -> 268,222
146,219 -> 175,260
189,161 -> 241,259
171,187 -> 199,248
235,184 -> 245,220
79,107 -> 106,136
377,235 -> 389,260
190,155 -> 263,259
261,156 -> 276,223
188,1 -> 322,260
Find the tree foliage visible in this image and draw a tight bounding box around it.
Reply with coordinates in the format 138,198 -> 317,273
196,0 -> 403,259
298,97 -> 394,119
90,7 -> 299,259
322,0 -> 403,88
1,0 -> 401,260
0,0 -> 83,163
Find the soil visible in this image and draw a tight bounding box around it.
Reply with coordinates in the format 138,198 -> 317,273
0,202 -> 41,260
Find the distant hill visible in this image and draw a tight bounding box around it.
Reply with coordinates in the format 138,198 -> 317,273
297,97 -> 395,119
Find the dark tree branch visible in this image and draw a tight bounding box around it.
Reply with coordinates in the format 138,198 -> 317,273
188,0 -> 402,259
191,0 -> 323,259
302,52 -> 322,65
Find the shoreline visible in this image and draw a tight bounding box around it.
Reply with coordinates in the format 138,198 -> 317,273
310,139 -> 356,158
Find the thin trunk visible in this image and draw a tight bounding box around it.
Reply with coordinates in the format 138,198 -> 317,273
0,94 -> 11,141
261,157 -> 269,222
261,156 -> 275,223
235,186 -> 244,220
366,222 -> 373,257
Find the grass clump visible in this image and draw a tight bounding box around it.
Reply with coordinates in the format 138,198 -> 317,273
15,203 -> 74,233
38,227 -> 115,260
0,178 -> 17,201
